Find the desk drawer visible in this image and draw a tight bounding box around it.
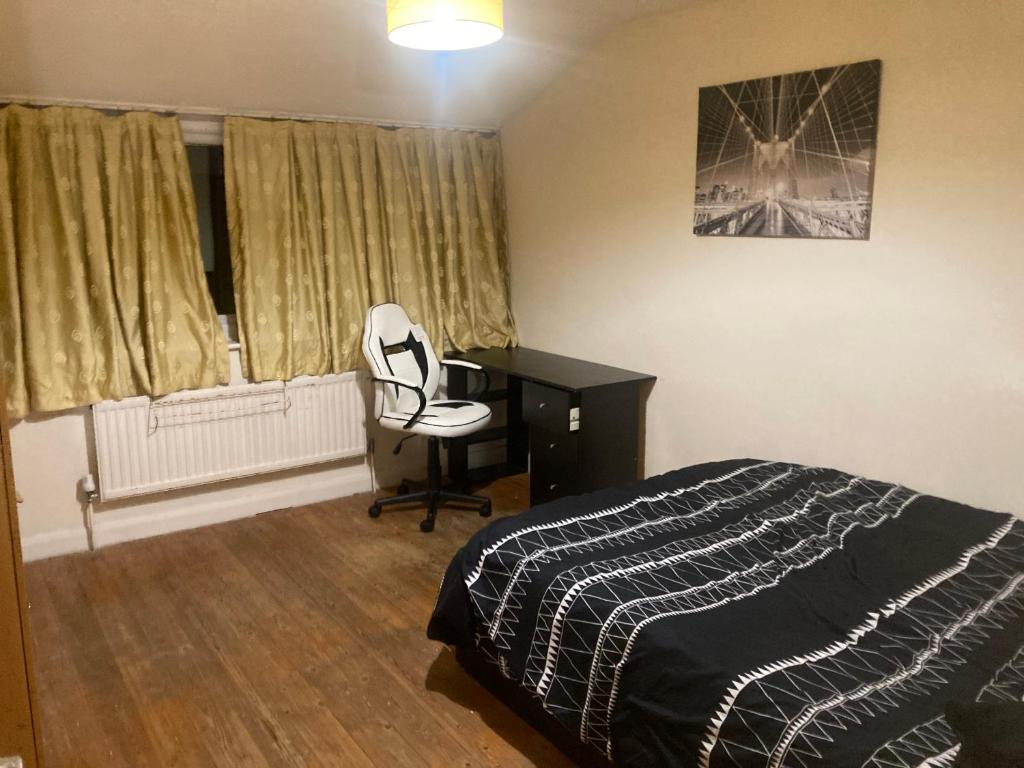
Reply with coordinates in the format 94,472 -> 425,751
530,426 -> 578,505
522,381 -> 575,433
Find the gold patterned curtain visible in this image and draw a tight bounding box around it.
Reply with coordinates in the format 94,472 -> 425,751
223,116 -> 517,382
0,105 -> 228,419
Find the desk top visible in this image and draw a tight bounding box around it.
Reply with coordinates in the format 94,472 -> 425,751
453,347 -> 655,392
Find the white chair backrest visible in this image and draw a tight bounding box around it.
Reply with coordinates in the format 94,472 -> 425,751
362,303 -> 441,415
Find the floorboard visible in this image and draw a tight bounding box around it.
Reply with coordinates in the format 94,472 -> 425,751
25,474 -> 573,768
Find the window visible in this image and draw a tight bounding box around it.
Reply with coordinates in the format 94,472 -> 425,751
186,145 -> 235,317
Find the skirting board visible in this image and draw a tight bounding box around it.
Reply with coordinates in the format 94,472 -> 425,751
21,465 -> 373,562
469,440 -> 507,470
19,527 -> 91,562
21,441 -> 507,562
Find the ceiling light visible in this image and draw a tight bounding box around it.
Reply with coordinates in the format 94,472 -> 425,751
387,1 -> 504,51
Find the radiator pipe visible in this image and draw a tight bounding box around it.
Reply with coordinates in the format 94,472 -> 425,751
80,474 -> 98,551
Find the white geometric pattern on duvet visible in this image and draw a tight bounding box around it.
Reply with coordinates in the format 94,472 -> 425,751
861,646 -> 1024,768
862,716 -> 962,768
701,522 -> 1024,768
463,460 -> 1024,765
569,478 -> 918,749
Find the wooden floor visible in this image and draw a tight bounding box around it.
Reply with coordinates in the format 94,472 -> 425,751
25,475 -> 574,768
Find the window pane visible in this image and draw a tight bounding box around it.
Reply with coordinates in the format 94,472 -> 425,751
186,145 -> 235,317
187,146 -> 217,273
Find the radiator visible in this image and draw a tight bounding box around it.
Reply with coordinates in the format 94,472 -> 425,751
92,372 -> 367,501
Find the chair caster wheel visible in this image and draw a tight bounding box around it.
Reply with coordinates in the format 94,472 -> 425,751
397,484 -> 410,495
419,518 -> 435,533
368,503 -> 382,518
480,502 -> 492,518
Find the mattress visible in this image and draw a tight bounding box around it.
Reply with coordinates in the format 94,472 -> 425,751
428,459 -> 1024,767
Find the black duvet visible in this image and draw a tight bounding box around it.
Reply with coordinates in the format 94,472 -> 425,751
428,459 -> 1024,767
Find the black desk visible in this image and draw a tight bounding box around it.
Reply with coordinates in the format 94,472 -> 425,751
446,347 -> 656,507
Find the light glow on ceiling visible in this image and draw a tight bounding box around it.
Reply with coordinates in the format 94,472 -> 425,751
387,1 -> 504,51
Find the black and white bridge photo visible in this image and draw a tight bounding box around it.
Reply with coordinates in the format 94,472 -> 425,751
693,59 -> 882,240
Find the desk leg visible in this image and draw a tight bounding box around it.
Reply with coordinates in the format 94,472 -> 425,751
447,366 -> 469,487
506,377 -> 529,473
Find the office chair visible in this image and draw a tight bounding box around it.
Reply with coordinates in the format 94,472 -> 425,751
362,303 -> 493,532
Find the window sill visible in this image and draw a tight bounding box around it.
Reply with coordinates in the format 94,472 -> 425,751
219,314 -> 241,352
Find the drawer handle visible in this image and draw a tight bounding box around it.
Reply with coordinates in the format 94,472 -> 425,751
538,401 -> 547,409
548,442 -> 557,450
549,483 -> 558,491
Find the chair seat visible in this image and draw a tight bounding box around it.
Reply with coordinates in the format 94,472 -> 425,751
380,400 -> 491,437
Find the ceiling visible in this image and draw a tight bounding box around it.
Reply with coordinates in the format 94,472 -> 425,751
0,0 -> 695,129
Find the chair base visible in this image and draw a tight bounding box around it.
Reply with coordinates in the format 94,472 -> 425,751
368,489 -> 492,532
368,436 -> 491,532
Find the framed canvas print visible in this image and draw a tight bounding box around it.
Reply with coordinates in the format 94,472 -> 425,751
693,59 -> 882,240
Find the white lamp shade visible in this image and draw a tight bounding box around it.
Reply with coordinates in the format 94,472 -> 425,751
387,0 -> 504,51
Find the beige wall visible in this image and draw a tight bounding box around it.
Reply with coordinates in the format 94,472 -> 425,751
10,349 -> 442,560
0,0 -> 692,130
502,0 -> 1024,514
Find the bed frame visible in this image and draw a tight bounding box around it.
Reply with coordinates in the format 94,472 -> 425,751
455,645 -> 613,767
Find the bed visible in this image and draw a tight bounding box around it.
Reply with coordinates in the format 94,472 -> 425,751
428,459 -> 1024,767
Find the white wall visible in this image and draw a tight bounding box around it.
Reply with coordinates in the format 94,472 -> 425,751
10,349 -> 433,560
502,0 -> 1024,514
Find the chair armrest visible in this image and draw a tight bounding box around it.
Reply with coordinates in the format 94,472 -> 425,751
440,359 -> 482,371
441,359 -> 491,398
371,375 -> 427,429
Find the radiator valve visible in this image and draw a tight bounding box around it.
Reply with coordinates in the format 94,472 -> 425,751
80,474 -> 98,501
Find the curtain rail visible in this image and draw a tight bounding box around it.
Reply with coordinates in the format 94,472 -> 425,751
0,93 -> 499,135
